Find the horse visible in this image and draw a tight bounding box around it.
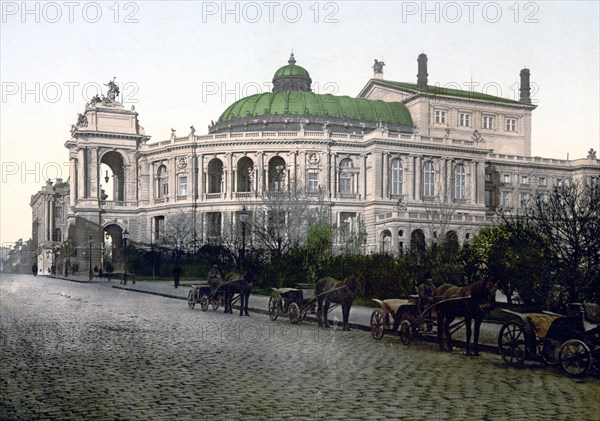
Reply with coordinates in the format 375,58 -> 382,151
435,278 -> 496,356
222,269 -> 256,316
315,273 -> 363,331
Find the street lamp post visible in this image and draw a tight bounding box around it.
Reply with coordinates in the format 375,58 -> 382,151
239,206 -> 249,269
88,236 -> 93,281
122,229 -> 129,285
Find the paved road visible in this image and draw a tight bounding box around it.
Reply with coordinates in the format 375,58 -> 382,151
1,274 -> 599,420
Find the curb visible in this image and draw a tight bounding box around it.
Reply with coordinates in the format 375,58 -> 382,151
112,284 -> 500,355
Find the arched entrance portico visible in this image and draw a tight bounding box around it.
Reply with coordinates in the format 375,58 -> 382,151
103,223 -> 127,271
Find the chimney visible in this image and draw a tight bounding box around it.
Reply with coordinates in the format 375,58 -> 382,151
417,53 -> 428,91
520,68 -> 531,104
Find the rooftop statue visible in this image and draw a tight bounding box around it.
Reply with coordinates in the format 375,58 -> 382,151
588,148 -> 597,160
373,59 -> 385,74
103,77 -> 120,103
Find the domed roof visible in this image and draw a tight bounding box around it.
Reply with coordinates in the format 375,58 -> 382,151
217,91 -> 413,127
273,53 -> 311,80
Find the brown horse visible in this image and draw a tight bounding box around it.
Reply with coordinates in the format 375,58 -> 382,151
315,274 -> 363,331
223,269 -> 256,316
435,279 -> 496,356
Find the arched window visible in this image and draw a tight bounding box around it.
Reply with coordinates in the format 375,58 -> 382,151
410,229 -> 426,259
339,158 -> 355,195
422,160 -> 435,198
390,158 -> 403,196
380,230 -> 392,253
268,156 -> 286,192
157,165 -> 168,198
237,157 -> 254,192
454,164 -> 466,200
207,159 -> 223,194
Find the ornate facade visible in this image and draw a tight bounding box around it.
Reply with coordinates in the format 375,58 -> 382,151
31,54 -> 600,273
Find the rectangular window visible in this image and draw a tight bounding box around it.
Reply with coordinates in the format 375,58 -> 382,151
520,193 -> 528,208
178,176 -> 187,196
503,174 -> 511,183
459,113 -> 471,127
154,216 -> 165,241
206,212 -> 221,240
556,178 -> 563,186
521,175 -> 529,184
484,191 -> 491,207
502,191 -> 510,208
485,173 -> 492,182
339,175 -> 352,194
307,172 -> 319,193
483,116 -> 494,130
435,110 -> 447,124
505,118 -> 517,132
538,177 -> 546,186
339,212 -> 356,242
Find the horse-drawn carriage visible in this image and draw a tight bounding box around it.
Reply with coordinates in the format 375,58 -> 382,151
268,287 -> 316,324
268,271 -> 363,330
498,302 -> 600,377
187,283 -> 224,311
370,279 -> 497,356
188,269 -> 255,316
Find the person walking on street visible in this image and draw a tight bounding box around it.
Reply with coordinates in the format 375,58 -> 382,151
173,265 -> 182,289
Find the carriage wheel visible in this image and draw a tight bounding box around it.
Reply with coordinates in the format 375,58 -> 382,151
558,339 -> 592,377
288,303 -> 301,324
498,322 -> 527,366
211,299 -> 219,311
399,320 -> 412,345
268,296 -> 279,321
187,290 -> 196,309
200,295 -> 209,312
370,310 -> 385,340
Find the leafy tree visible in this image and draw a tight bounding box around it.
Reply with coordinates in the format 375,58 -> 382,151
471,221 -> 549,306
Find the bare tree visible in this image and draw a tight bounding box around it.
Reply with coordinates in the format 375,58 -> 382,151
519,179 -> 600,303
421,176 -> 466,246
251,183 -> 313,259
160,210 -> 196,256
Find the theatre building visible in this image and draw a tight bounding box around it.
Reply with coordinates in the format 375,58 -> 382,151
31,54 -> 600,273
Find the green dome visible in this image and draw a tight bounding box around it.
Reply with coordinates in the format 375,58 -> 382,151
217,91 -> 413,127
273,63 -> 311,79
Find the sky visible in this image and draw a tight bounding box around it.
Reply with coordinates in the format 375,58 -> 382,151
1,0 -> 599,246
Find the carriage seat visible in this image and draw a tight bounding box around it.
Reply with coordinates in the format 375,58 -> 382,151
582,303 -> 599,329
382,299 -> 411,316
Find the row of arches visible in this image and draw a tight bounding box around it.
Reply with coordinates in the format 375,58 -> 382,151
379,228 -> 460,254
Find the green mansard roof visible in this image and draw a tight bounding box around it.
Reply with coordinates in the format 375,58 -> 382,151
217,91 -> 413,126
373,80 -> 527,106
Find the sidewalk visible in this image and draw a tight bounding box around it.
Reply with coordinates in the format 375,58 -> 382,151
45,275 -> 502,353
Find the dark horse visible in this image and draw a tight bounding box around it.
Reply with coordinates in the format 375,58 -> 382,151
223,269 -> 256,316
315,274 -> 363,331
435,279 -> 496,356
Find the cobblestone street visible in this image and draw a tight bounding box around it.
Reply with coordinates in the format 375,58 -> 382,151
1,275 -> 598,420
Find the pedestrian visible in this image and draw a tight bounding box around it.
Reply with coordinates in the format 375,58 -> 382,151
106,262 -> 113,282
98,267 -> 103,279
93,265 -> 99,279
173,265 -> 182,289
32,263 -> 38,276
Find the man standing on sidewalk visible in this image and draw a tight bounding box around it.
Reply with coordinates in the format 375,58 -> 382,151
173,265 -> 182,289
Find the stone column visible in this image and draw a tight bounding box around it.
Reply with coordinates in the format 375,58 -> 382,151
363,154 -> 368,199
415,156 -> 421,201
89,147 -> 99,199
70,157 -> 77,206
77,149 -> 86,198
382,152 -> 388,199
